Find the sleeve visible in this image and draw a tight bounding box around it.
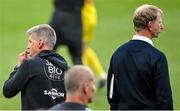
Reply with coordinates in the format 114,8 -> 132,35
107,56 -> 119,110
154,54 -> 173,109
3,60 -> 31,98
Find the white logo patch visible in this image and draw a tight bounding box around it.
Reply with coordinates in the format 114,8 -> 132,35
44,88 -> 64,99
44,60 -> 64,81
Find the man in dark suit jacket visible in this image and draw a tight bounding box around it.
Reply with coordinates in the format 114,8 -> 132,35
107,4 -> 173,110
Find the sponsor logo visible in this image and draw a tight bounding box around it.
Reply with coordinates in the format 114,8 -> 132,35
44,60 -> 64,81
44,88 -> 64,99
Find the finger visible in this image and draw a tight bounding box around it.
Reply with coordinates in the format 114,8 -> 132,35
25,49 -> 30,54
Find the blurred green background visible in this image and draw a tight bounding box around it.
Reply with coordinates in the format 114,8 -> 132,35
0,0 -> 180,110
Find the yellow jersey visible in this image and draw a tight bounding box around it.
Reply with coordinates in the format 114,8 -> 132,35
82,1 -> 97,43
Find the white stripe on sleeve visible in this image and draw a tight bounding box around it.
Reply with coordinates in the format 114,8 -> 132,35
109,73 -> 114,99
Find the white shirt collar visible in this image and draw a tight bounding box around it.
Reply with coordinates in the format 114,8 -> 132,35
132,35 -> 154,46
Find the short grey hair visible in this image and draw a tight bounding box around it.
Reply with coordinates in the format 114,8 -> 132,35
64,65 -> 93,93
133,4 -> 164,32
27,24 -> 56,49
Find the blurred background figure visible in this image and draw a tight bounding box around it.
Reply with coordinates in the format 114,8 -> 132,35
49,0 -> 84,65
49,65 -> 96,110
82,0 -> 107,90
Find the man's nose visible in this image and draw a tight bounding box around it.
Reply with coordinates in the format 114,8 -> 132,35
160,23 -> 164,30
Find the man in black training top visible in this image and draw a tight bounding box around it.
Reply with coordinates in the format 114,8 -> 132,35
49,65 -> 96,110
50,0 -> 84,64
107,4 -> 173,110
3,24 -> 68,110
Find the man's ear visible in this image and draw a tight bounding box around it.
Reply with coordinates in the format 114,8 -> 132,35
38,40 -> 44,49
82,83 -> 88,95
148,21 -> 153,31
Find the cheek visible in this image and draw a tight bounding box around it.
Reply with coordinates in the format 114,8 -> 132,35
152,25 -> 159,32
156,25 -> 162,32
29,42 -> 33,47
31,42 -> 37,48
93,84 -> 96,92
91,84 -> 96,94
29,43 -> 36,51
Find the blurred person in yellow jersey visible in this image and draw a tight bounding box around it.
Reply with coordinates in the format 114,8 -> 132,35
82,0 -> 106,90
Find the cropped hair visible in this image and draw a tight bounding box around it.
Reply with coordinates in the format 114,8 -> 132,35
133,4 -> 164,32
27,24 -> 57,49
64,66 -> 93,93
64,71 -> 83,93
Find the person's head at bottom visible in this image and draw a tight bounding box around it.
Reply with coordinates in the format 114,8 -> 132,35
65,65 -> 96,104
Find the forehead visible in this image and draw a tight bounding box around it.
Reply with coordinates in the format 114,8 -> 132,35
157,11 -> 163,17
155,12 -> 163,21
90,73 -> 95,82
28,34 -> 38,40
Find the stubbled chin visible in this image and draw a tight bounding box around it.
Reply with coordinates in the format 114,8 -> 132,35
88,99 -> 93,103
152,33 -> 159,38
